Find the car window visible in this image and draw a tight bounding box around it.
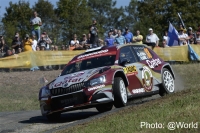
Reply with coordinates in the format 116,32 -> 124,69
132,46 -> 153,61
61,55 -> 116,75
119,46 -> 137,64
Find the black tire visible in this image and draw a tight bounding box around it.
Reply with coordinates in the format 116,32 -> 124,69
96,102 -> 113,113
113,77 -> 127,108
46,113 -> 61,121
159,68 -> 175,96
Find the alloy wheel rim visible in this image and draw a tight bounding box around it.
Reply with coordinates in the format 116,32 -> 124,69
163,71 -> 174,92
119,80 -> 127,103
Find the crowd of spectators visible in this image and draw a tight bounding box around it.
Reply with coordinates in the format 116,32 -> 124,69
1,11 -> 200,71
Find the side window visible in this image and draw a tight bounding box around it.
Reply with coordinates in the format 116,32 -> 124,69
132,46 -> 153,61
119,46 -> 137,64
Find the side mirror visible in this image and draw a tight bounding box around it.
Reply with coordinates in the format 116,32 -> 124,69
120,59 -> 130,66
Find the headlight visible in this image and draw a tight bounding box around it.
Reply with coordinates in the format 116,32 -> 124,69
41,86 -> 50,98
90,75 -> 106,86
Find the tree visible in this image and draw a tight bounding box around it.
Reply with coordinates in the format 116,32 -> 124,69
32,0 -> 61,45
2,0 -> 32,45
88,0 -> 124,37
56,0 -> 92,43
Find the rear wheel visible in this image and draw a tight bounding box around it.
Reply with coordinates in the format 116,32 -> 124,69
46,113 -> 61,121
96,102 -> 113,113
113,77 -> 127,108
159,68 -> 175,96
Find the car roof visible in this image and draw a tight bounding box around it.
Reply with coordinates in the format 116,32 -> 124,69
70,44 -> 151,62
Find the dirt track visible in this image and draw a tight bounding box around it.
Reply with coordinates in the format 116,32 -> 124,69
0,69 -> 185,133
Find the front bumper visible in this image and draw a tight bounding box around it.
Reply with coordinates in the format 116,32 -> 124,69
40,85 -> 113,116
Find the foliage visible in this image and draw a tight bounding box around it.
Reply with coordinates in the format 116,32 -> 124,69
1,0 -> 200,46
56,0 -> 92,43
2,0 -> 32,45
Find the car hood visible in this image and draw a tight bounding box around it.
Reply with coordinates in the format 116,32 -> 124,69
49,67 -> 105,89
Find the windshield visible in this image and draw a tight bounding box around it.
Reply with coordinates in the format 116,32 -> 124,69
61,55 -> 116,75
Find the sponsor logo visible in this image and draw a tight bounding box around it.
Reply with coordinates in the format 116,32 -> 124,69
144,48 -> 152,58
142,66 -> 153,91
123,65 -> 138,75
64,72 -> 84,80
77,49 -> 108,59
54,78 -> 83,88
88,84 -> 105,91
137,51 -> 149,60
132,88 -> 145,94
146,58 -> 162,68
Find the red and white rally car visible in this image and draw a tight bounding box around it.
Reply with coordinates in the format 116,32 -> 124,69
39,44 -> 175,120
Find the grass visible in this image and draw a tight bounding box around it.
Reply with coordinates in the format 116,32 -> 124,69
57,64 -> 200,133
0,70 -> 60,112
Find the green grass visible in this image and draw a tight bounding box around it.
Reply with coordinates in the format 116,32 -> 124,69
57,64 -> 200,133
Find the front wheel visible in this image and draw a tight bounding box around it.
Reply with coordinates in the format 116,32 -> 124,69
159,68 -> 175,96
113,77 -> 127,108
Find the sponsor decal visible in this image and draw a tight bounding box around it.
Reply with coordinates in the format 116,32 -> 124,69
54,78 -> 82,88
123,65 -> 138,75
144,48 -> 152,58
137,51 -> 149,60
64,72 -> 84,80
132,88 -> 145,94
142,66 -> 153,91
88,84 -> 105,91
63,83 -> 68,88
77,49 -> 108,59
146,58 -> 162,69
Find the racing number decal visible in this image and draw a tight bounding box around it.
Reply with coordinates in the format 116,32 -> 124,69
142,66 -> 153,91
144,48 -> 152,59
123,65 -> 138,75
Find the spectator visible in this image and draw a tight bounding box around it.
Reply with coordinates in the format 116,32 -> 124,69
30,11 -> 42,40
69,34 -> 81,50
54,45 -> 58,51
12,49 -> 16,55
4,49 -> 12,57
112,29 -> 118,38
87,33 -> 91,44
61,45 -> 66,50
38,33 -> 47,50
123,27 -> 133,44
178,28 -> 189,46
146,28 -> 159,47
51,45 -> 55,51
163,31 -> 169,45
23,34 -> 33,51
0,35 -> 9,57
105,31 -> 115,47
132,30 -> 143,44
32,35 -> 37,51
115,30 -> 126,45
196,33 -> 200,44
80,34 -> 90,49
187,27 -> 196,44
12,34 -> 23,53
42,32 -> 52,50
98,38 -> 104,46
18,48 -> 22,53
162,39 -> 169,48
36,46 -> 40,51
89,19 -> 99,48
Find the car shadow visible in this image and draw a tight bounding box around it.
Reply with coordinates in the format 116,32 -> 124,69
19,110 -> 99,124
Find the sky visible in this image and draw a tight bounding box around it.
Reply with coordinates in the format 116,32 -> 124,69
0,0 -> 130,17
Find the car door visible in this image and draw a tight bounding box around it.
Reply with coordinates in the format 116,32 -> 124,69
118,46 -> 144,96
131,45 -> 160,92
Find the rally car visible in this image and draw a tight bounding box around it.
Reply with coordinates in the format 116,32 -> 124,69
39,44 -> 175,120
